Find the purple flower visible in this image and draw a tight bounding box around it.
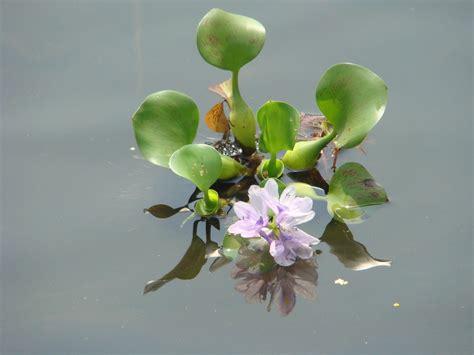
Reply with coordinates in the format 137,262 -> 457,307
228,179 -> 319,266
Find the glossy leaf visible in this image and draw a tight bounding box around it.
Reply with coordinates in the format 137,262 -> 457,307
169,144 -> 222,192
197,8 -> 265,71
132,90 -> 199,167
320,219 -> 391,271
205,101 -> 229,133
327,162 -> 388,223
316,63 -> 388,149
144,235 -> 207,294
219,155 -> 246,180
282,130 -> 336,171
257,101 -> 300,154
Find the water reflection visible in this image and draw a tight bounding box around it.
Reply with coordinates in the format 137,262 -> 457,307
320,219 -> 391,271
142,164 -> 391,315
231,243 -> 318,316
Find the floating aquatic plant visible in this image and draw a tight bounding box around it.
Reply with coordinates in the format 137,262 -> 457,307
132,8 -> 392,310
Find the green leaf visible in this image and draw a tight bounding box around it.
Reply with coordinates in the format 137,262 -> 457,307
257,101 -> 300,154
320,219 -> 391,270
169,144 -> 223,192
316,63 -> 388,149
132,90 -> 199,167
197,8 -> 265,71
143,235 -> 207,294
327,162 -> 388,223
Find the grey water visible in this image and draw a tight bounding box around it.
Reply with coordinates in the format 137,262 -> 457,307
1,1 -> 472,354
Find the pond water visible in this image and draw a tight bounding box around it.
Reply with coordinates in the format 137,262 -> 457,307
1,1 -> 472,354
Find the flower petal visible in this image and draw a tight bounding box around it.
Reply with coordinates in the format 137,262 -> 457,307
248,185 -> 269,217
229,220 -> 261,238
233,201 -> 259,221
278,210 -> 315,228
279,185 -> 296,205
269,240 -> 285,258
288,228 -> 320,246
264,178 -> 280,201
286,240 -> 314,259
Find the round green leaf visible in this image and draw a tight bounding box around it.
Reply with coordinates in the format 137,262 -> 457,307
316,63 -> 388,149
327,162 -> 388,222
169,144 -> 223,192
257,100 -> 300,154
196,8 -> 265,71
132,90 -> 199,167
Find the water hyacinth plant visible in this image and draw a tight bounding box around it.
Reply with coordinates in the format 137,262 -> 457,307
133,8 -> 391,295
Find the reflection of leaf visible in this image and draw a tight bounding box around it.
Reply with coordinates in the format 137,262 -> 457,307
207,217 -> 220,231
169,144 -> 222,192
144,204 -> 182,219
327,162 -> 388,223
132,90 -> 199,167
320,219 -> 391,271
197,9 -> 265,71
316,63 -> 388,149
205,102 -> 229,133
209,256 -> 232,272
212,176 -> 258,201
287,168 -> 329,194
144,236 -> 207,294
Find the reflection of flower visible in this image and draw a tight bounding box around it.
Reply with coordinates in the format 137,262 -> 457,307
228,179 -> 319,266
231,246 -> 318,316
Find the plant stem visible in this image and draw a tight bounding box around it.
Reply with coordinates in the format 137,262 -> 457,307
203,189 -> 211,204
231,69 -> 243,106
268,152 -> 277,177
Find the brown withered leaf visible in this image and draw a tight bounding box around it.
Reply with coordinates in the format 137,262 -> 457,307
208,79 -> 232,101
297,112 -> 326,141
205,101 -> 230,133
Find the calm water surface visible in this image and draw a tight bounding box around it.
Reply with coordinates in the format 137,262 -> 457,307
1,1 -> 472,354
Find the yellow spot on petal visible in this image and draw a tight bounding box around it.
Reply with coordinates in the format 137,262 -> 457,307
393,302 -> 400,308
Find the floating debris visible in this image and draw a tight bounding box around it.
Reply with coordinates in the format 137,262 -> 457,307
334,278 -> 349,286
